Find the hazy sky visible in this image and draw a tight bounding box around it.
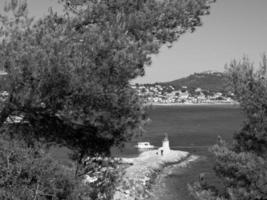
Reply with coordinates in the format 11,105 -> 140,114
1,0 -> 267,83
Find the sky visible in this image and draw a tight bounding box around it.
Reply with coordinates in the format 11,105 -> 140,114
1,0 -> 267,83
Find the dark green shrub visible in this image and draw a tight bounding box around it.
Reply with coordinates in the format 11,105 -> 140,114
0,135 -> 88,200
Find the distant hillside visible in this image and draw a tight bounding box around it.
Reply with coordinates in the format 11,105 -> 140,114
165,71 -> 228,92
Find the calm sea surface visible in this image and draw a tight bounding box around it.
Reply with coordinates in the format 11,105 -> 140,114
113,104 -> 243,156
114,104 -> 244,200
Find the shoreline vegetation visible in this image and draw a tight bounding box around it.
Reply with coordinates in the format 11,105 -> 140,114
113,150 -> 195,200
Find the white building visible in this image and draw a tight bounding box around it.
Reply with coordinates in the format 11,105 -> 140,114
158,133 -> 170,156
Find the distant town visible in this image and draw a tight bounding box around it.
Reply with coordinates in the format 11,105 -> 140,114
0,70 -> 238,105
132,83 -> 237,105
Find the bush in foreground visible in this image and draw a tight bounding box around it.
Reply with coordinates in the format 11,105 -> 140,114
0,133 -> 124,200
0,135 -> 94,200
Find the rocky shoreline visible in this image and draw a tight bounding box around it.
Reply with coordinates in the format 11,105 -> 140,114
113,150 -> 192,200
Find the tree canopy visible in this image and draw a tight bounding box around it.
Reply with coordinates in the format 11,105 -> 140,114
0,0 -> 214,160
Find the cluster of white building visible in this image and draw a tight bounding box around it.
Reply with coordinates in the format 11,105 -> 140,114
132,84 -> 237,104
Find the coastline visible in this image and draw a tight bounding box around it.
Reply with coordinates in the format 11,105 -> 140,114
113,150 -> 192,200
145,102 -> 240,107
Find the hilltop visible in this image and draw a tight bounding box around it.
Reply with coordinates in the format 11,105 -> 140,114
164,71 -> 228,92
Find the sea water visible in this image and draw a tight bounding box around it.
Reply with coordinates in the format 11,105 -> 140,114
114,104 -> 244,200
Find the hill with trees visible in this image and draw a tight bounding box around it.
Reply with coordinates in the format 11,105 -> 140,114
164,71 -> 228,92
